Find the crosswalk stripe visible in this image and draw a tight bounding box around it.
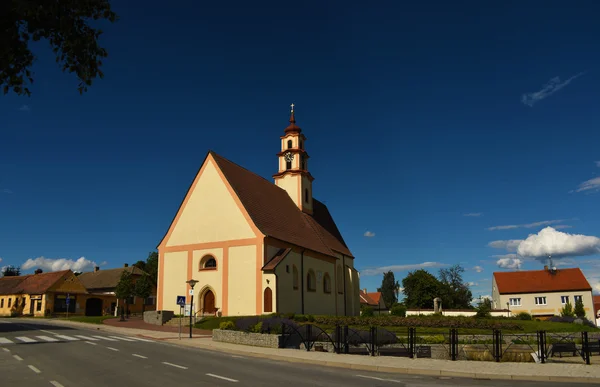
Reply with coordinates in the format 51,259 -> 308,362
0,338 -> 14,344
53,335 -> 78,341
92,336 -> 118,341
128,337 -> 154,342
74,335 -> 99,341
36,336 -> 59,342
109,336 -> 135,342
15,337 -> 36,343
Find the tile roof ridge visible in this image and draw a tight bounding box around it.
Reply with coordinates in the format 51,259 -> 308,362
301,212 -> 336,257
210,150 -> 287,190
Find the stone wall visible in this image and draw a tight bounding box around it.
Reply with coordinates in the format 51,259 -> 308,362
212,329 -> 281,348
143,310 -> 174,326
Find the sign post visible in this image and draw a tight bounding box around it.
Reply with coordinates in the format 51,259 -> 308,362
176,296 -> 186,340
65,294 -> 70,320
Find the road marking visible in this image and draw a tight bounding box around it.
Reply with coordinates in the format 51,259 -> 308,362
85,341 -> 97,346
356,375 -> 402,383
50,381 -> 65,387
92,336 -> 118,341
107,347 -> 119,351
54,335 -> 78,341
162,362 -> 187,370
13,355 -> 23,361
132,354 -> 147,359
230,355 -> 245,359
109,336 -> 135,342
39,330 -> 55,335
36,336 -> 59,342
2,348 -> 10,352
0,338 -> 13,344
206,373 -> 239,382
129,337 -> 154,342
75,335 -> 99,341
28,365 -> 41,374
15,336 -> 37,343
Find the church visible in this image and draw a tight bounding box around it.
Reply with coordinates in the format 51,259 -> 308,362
156,106 -> 360,317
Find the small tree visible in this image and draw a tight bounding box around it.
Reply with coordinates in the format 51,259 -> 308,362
114,271 -> 134,321
475,298 -> 492,318
574,298 -> 586,319
377,271 -> 400,308
134,273 -> 152,314
2,265 -> 21,277
560,301 -> 575,317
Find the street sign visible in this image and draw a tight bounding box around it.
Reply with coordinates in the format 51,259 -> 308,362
189,289 -> 194,295
176,296 -> 186,306
66,296 -> 70,305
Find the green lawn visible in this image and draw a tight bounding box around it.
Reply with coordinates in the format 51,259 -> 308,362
56,315 -> 116,324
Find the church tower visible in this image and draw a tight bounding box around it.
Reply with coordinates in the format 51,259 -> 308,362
273,104 -> 314,215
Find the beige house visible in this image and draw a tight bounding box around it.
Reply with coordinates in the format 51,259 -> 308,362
492,267 -> 595,322
157,107 -> 360,317
359,289 -> 388,315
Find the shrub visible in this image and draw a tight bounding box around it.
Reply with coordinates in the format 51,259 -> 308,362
475,299 -> 492,319
250,321 -> 263,333
235,316 -> 260,332
560,302 -> 575,317
516,312 -> 532,321
574,298 -> 586,318
361,306 -> 374,317
390,304 -> 406,317
219,321 -> 236,330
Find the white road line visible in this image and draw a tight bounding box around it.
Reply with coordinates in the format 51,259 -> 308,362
92,336 -> 118,341
85,341 -> 97,346
355,375 -> 402,383
230,355 -> 245,359
0,338 -> 13,344
162,362 -> 188,370
107,347 -> 119,351
36,336 -> 59,342
109,336 -> 135,342
28,365 -> 41,374
129,337 -> 153,342
2,348 -> 10,352
74,335 -> 99,341
206,373 -> 239,382
50,381 -> 65,387
53,335 -> 78,341
132,354 -> 147,359
15,337 -> 37,343
13,355 -> 23,361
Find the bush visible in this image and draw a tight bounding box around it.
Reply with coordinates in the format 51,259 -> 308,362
574,298 -> 586,318
516,312 -> 532,321
250,321 -> 263,333
390,304 -> 406,317
361,306 -> 374,317
560,302 -> 575,317
219,321 -> 236,330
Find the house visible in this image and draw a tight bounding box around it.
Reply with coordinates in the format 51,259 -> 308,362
0,270 -> 87,317
492,267 -> 595,322
594,295 -> 600,326
157,106 -> 360,317
77,264 -> 157,316
359,289 -> 388,315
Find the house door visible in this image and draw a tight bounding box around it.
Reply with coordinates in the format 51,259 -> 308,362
85,298 -> 103,316
203,290 -> 215,314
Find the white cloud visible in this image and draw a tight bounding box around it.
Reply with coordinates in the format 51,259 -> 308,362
99,261 -> 108,266
496,257 -> 523,270
464,213 -> 482,217
19,105 -> 31,112
517,227 -> 600,259
21,256 -> 97,272
574,177 -> 600,193
0,257 -> 2,263
487,219 -> 565,231
488,239 -> 523,252
360,262 -> 449,276
521,72 -> 584,107
595,161 -> 600,168
553,225 -> 572,229
473,265 -> 484,273
468,282 -> 479,287
364,231 -> 375,238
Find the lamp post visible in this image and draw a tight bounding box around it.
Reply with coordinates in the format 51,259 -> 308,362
506,302 -> 510,318
186,279 -> 199,338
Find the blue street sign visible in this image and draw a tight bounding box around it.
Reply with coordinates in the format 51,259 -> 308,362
176,296 -> 186,307
65,297 -> 70,305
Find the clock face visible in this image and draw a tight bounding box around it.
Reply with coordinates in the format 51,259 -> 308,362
284,152 -> 294,162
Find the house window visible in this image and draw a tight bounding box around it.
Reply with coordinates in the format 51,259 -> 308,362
286,265 -> 289,273
0,298 -> 3,308
561,296 -> 569,304
36,300 -> 42,312
292,265 -> 299,290
200,255 -> 217,270
509,298 -> 521,306
145,296 -> 156,306
307,270 -> 316,291
8,298 -> 12,308
287,140 -> 292,149
53,295 -> 75,313
535,297 -> 547,306
574,295 -> 582,303
323,273 -> 332,294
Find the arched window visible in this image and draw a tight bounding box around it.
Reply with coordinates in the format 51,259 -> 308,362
264,287 -> 273,313
286,160 -> 292,170
337,264 -> 344,294
200,255 -> 217,270
292,265 -> 299,290
287,139 -> 293,149
307,270 -> 316,291
323,273 -> 331,293
304,189 -> 309,203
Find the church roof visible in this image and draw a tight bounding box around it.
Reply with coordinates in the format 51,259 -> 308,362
210,151 -> 353,258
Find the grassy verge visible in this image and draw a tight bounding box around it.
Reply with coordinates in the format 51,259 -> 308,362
56,316 -> 116,324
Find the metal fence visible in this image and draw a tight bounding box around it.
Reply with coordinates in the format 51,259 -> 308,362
279,322 -> 600,364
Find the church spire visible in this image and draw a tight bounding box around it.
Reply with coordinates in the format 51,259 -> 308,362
284,103 -> 302,134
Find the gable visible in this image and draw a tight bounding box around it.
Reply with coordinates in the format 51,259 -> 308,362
48,272 -> 88,294
493,268 -> 592,294
163,155 -> 259,247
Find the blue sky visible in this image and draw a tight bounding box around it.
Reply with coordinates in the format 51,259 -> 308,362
1,1 -> 600,300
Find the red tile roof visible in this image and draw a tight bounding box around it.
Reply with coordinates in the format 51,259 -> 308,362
366,291 -> 382,305
262,248 -> 292,271
359,289 -> 377,306
211,151 -> 352,258
493,268 -> 592,294
0,270 -> 72,295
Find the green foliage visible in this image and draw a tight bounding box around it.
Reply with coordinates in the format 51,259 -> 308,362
515,312 -> 532,321
219,321 -> 236,330
438,265 -> 473,309
114,271 -> 134,301
377,271 -> 400,308
560,302 -> 575,317
361,305 -> 374,317
134,274 -> 152,299
1,0 -> 118,96
250,321 -> 263,333
390,304 -> 407,317
475,298 -> 492,318
401,269 -> 441,309
145,251 -> 159,285
1,265 -> 21,277
574,298 -> 586,318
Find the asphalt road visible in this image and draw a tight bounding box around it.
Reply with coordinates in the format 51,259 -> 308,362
0,318 -> 596,387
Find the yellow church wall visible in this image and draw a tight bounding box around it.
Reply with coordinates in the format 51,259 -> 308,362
165,158 -> 257,247
303,253 -> 337,316
273,249 -> 302,314
161,251 -> 188,312
192,248 -> 223,314
227,245 -> 258,316
274,176 -> 299,207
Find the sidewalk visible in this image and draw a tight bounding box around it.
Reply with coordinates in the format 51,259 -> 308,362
40,318 -> 600,384
102,317 -> 212,338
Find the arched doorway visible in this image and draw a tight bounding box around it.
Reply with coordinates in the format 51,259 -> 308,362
85,298 -> 103,316
203,290 -> 216,314
264,287 -> 272,313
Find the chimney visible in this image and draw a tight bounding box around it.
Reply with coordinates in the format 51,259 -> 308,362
124,263 -> 129,268
94,266 -> 100,272
363,288 -> 367,293
544,265 -> 548,271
